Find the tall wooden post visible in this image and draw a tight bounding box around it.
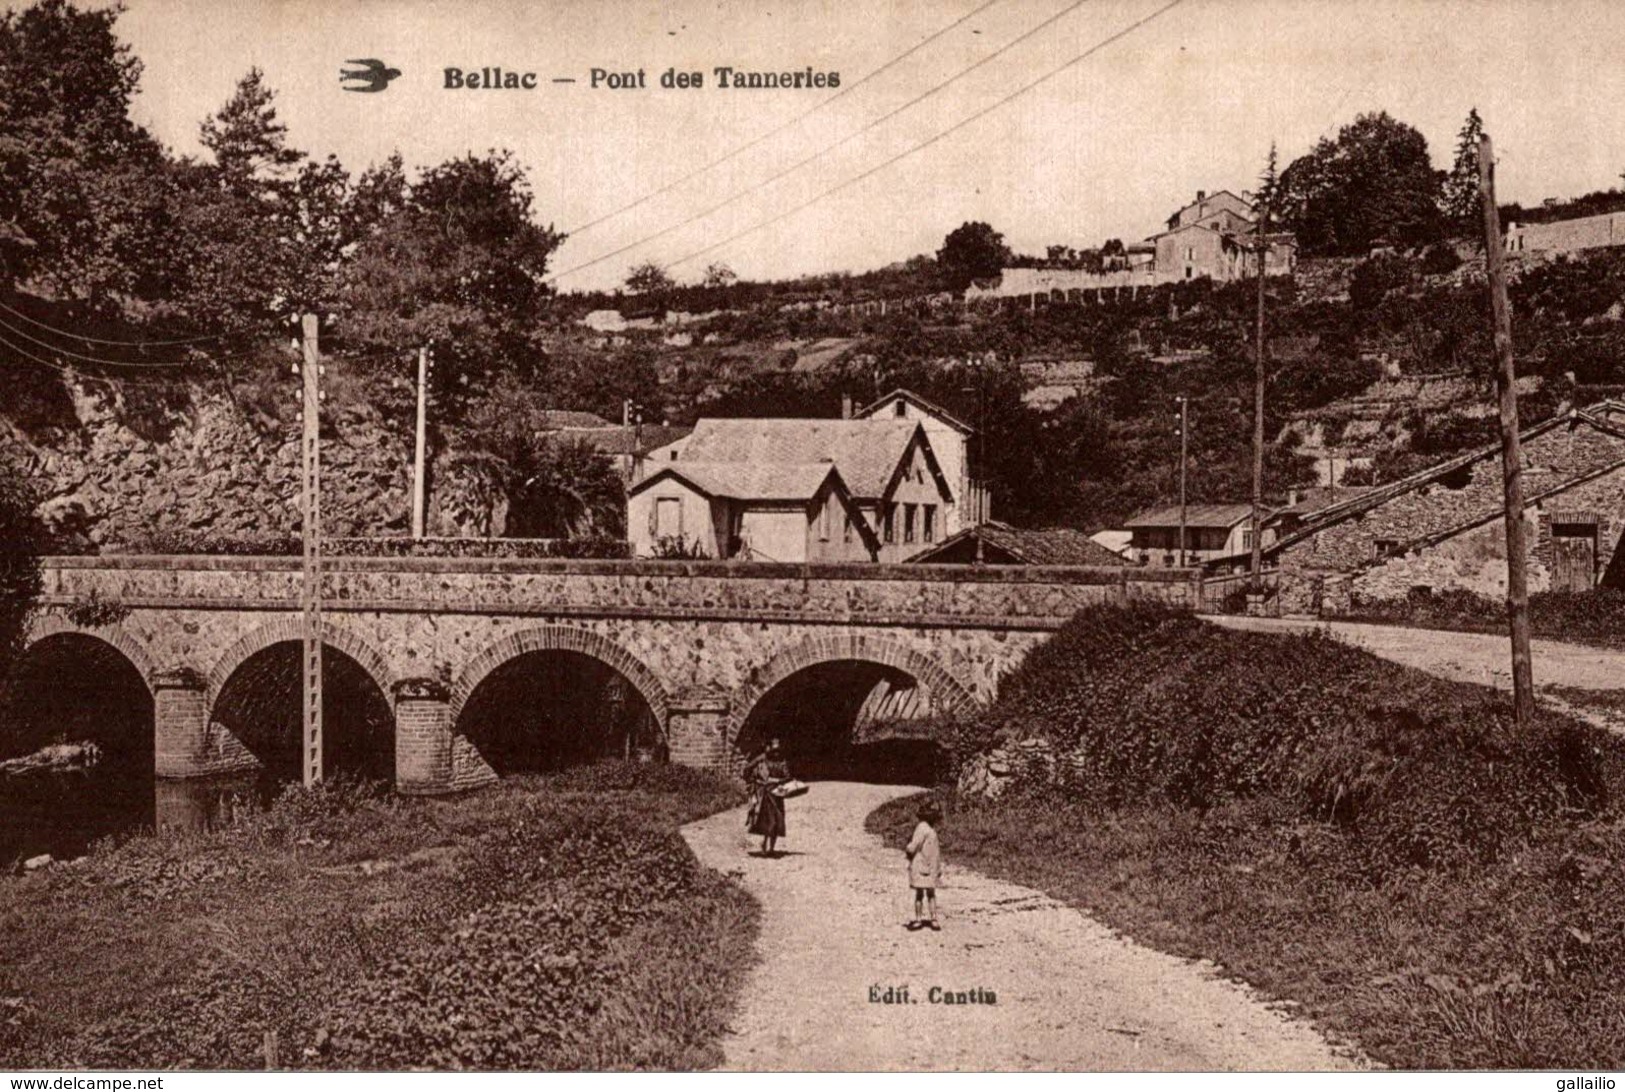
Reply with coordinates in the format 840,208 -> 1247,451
1248,195 -> 1269,582
299,314 -> 324,786
1176,395 -> 1189,567
1479,133 -> 1536,728
411,345 -> 429,539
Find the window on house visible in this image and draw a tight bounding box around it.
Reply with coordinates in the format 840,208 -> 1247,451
819,499 -> 831,541
904,503 -> 918,543
894,401 -> 907,417
654,497 -> 682,539
843,513 -> 853,544
884,504 -> 896,543
1242,529 -> 1254,550
924,505 -> 937,543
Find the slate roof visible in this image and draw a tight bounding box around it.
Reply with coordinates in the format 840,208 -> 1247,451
907,521 -> 1127,566
631,461 -> 843,501
672,417 -> 924,499
1124,503 -> 1256,530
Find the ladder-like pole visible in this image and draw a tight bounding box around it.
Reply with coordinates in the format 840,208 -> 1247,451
299,314 -> 324,786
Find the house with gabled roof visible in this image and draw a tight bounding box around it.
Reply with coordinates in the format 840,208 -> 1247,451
1245,404 -> 1625,614
636,406 -> 958,561
853,388 -> 986,528
626,461 -> 879,562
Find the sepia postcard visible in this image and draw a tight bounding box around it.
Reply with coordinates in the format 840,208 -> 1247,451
1,0 -> 1624,1078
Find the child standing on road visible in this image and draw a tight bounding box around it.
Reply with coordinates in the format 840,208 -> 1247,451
906,799 -> 942,931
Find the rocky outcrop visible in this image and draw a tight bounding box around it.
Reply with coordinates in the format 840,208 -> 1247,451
956,737 -> 1096,798
1,378 -> 424,549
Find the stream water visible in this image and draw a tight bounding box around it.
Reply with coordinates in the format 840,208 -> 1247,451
0,767 -> 276,866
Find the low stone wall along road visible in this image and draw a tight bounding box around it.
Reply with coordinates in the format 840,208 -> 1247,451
682,782 -> 1362,1071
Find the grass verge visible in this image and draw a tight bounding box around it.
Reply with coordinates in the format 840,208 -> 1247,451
0,762 -> 757,1070
870,607 -> 1625,1070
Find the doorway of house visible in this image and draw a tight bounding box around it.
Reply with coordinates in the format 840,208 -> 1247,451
1551,521 -> 1598,593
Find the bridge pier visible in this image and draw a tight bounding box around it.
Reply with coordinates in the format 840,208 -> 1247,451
393,677 -> 498,795
667,688 -> 733,773
152,666 -> 258,779
394,677 -> 453,795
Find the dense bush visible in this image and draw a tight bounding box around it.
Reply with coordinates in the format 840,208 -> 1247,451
961,604 -> 1607,873
885,605 -> 1625,1067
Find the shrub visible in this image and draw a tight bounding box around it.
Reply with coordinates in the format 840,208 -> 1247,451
958,604 -> 1611,874
1349,253 -> 1416,310
1420,243 -> 1462,277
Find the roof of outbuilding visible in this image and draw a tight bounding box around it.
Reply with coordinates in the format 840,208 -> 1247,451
672,417 -> 925,499
546,425 -> 691,456
1124,503 -> 1256,530
907,521 -> 1127,566
538,409 -> 614,430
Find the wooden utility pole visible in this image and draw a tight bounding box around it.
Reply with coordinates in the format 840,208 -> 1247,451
1175,396 -> 1189,566
298,314 -> 324,786
1248,190 -> 1270,583
411,345 -> 429,539
1479,133 -> 1536,728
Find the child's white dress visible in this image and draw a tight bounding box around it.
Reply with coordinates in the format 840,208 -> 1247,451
906,821 -> 940,889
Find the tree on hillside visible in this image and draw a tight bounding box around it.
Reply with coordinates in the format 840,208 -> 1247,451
0,0 -> 171,308
701,261 -> 737,289
936,221 -> 1012,291
625,261 -> 676,296
160,68 -> 359,337
1276,111 -> 1445,255
340,150 -> 565,407
1442,108 -> 1484,235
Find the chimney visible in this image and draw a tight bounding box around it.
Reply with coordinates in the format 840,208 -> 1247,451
1288,487 -> 1301,507
1196,189 -> 1206,202
841,393 -> 853,419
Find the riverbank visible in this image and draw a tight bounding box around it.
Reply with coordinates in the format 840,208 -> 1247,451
0,763 -> 758,1070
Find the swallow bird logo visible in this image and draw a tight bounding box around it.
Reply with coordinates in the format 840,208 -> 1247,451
339,58 -> 401,93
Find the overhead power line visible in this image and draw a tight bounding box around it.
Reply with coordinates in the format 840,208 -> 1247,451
563,0 -> 1006,238
550,0 -> 1100,284
665,0 -> 1189,273
0,314 -> 200,368
0,298 -> 221,348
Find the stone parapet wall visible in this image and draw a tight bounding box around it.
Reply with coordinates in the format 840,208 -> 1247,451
41,556 -> 1197,629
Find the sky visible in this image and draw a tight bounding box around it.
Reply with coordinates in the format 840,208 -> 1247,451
94,0 -> 1625,291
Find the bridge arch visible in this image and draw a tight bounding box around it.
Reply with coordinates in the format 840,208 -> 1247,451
449,626 -> 670,734
25,614 -> 157,693
205,618 -> 398,710
724,633 -> 979,762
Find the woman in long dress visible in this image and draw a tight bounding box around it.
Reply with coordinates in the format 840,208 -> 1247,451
745,737 -> 790,856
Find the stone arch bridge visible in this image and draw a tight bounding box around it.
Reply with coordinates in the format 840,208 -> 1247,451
20,556 -> 1195,794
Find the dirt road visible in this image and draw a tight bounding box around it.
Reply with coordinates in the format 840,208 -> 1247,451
1208,616 -> 1625,692
682,782 -> 1360,1071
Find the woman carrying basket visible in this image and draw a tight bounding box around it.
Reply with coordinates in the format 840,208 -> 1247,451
744,737 -> 791,856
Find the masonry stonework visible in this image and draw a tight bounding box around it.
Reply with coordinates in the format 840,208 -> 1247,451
26,556 -> 1200,791
1272,412 -> 1625,613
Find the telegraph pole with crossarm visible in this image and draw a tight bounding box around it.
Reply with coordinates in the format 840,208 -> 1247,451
297,314 -> 325,786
